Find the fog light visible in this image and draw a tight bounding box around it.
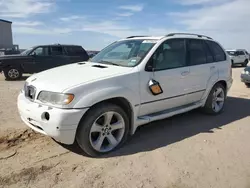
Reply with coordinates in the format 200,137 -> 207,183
42,112 -> 50,121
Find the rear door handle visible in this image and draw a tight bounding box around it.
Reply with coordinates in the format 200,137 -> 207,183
181,71 -> 189,76
210,66 -> 215,70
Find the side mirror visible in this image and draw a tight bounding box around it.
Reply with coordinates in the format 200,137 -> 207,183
31,52 -> 37,57
145,58 -> 154,71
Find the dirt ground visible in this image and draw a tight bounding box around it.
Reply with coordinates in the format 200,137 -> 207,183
0,66 -> 250,188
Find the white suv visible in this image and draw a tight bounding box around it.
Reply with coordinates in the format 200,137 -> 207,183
226,49 -> 249,67
17,33 -> 233,157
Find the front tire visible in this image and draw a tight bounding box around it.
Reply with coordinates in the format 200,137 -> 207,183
202,83 -> 226,115
76,103 -> 130,157
4,67 -> 22,81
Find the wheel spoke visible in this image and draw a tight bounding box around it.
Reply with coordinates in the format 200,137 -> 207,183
104,112 -> 114,125
111,121 -> 124,131
214,102 -> 220,112
216,97 -> 224,102
91,123 -> 103,133
107,134 -> 118,146
93,134 -> 105,151
212,102 -> 215,109
215,88 -> 222,96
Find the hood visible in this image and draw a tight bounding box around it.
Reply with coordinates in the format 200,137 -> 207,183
26,62 -> 133,92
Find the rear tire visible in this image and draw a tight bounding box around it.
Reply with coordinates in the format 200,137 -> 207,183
202,83 -> 226,115
4,67 -> 22,81
76,102 -> 130,157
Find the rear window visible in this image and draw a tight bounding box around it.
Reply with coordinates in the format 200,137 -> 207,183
238,51 -> 245,55
64,46 -> 87,55
206,41 -> 226,62
50,46 -> 64,55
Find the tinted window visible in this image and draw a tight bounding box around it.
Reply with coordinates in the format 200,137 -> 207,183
65,46 -> 86,56
188,39 -> 207,65
238,51 -> 245,55
227,51 -> 237,56
206,41 -> 226,62
50,46 -> 63,56
152,39 -> 186,70
30,47 -> 49,56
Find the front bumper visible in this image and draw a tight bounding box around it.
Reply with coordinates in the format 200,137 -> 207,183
241,74 -> 250,83
17,92 -> 88,144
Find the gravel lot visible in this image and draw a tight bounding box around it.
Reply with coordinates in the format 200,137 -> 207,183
0,67 -> 250,188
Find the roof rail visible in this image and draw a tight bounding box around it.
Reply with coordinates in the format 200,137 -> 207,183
126,36 -> 149,39
166,33 -> 213,40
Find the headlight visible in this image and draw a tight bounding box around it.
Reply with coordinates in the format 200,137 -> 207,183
37,91 -> 74,105
242,70 -> 249,74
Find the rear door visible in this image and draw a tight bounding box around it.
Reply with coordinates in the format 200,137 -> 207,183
49,46 -> 69,67
185,39 -> 217,103
239,50 -> 247,62
64,46 -> 89,63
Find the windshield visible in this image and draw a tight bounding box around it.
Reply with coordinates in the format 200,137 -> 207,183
21,47 -> 33,56
226,51 -> 237,56
90,39 -> 157,67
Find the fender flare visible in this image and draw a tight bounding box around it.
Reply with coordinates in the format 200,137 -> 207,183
73,86 -> 140,135
73,86 -> 139,108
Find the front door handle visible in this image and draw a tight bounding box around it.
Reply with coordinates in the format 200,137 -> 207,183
210,66 -> 215,70
181,71 -> 189,76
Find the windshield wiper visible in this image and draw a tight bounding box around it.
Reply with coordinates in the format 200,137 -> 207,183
98,60 -> 120,66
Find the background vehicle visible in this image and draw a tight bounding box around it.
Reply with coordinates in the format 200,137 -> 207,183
0,44 -> 89,80
241,66 -> 250,87
18,33 -> 233,157
226,49 -> 249,67
87,51 -> 100,58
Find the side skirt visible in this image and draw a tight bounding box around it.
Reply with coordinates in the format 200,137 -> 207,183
133,101 -> 203,133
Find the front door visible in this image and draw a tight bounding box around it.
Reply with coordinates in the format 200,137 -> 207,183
49,46 -> 69,68
139,38 -> 190,116
29,46 -> 54,72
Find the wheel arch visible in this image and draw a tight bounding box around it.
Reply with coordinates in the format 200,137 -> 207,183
201,79 -> 228,107
77,97 -> 135,135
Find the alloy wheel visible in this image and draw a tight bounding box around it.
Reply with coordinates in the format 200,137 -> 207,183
212,87 -> 225,113
8,69 -> 19,79
89,111 -> 125,152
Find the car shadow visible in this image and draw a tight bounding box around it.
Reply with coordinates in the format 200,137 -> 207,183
5,76 -> 29,81
61,96 -> 250,158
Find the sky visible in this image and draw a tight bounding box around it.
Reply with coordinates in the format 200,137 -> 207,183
0,0 -> 250,51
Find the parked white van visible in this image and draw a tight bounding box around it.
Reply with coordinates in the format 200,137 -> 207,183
226,49 -> 249,67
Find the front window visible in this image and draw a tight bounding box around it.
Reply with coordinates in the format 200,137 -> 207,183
90,39 -> 157,67
21,47 -> 33,55
226,51 -> 237,56
30,47 -> 49,56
